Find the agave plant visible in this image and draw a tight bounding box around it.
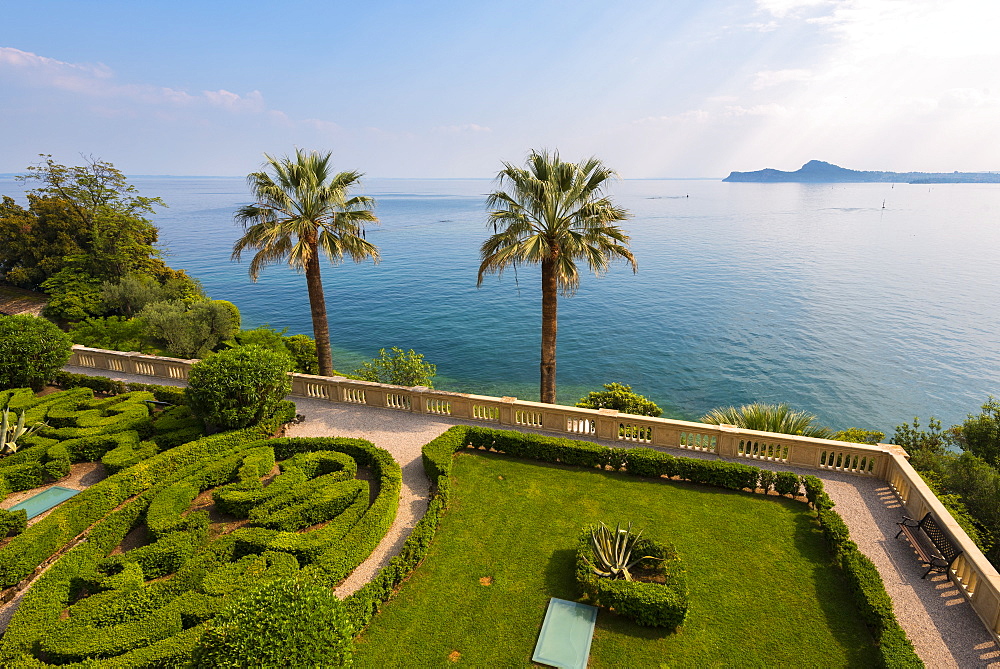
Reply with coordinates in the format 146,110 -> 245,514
1,406 -> 46,456
584,521 -> 658,581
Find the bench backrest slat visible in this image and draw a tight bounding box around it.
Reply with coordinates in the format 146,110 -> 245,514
919,513 -> 962,560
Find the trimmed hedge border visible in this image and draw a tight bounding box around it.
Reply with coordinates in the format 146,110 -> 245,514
350,425 -> 922,669
0,400 -> 295,588
53,370 -> 188,405
0,428 -> 400,668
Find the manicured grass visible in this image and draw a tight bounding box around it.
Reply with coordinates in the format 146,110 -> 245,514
354,451 -> 880,668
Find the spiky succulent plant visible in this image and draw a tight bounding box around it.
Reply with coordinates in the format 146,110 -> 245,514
584,521 -> 658,581
1,406 -> 45,456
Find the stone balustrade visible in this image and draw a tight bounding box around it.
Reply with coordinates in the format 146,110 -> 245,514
885,452 -> 1000,640
65,344 -> 1000,641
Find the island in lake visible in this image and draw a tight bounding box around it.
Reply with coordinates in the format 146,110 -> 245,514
723,160 -> 1000,184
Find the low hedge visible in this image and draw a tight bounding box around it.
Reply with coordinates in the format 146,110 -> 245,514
0,427 -> 397,668
576,531 -> 689,629
0,401 -> 295,588
0,508 -> 27,537
53,371 -> 188,405
815,510 -> 922,667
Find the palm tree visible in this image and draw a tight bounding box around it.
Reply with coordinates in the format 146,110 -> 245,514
478,150 -> 636,404
232,150 -> 378,376
701,403 -> 834,438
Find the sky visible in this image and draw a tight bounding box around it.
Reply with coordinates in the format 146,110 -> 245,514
2,0 -> 999,178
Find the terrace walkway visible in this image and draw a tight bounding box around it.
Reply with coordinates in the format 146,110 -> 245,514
59,366 -> 1000,667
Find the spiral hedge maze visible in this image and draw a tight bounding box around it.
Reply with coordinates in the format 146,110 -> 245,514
0,387 -> 204,537
0,430 -> 399,667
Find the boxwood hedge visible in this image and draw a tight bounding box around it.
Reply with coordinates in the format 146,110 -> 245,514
0,424 -> 398,668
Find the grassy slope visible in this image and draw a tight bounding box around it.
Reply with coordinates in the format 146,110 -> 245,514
354,451 -> 879,668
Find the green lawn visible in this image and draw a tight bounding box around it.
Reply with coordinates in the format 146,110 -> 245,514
354,451 -> 880,667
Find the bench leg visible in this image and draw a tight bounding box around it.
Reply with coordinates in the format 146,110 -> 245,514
922,564 -> 935,579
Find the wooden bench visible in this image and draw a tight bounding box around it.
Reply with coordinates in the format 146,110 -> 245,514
895,512 -> 963,579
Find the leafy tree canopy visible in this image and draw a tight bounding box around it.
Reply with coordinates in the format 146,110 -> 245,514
0,314 -> 73,390
576,382 -> 662,417
1,155 -> 167,290
185,345 -> 292,430
355,347 -> 436,387
831,427 -> 886,445
954,396 -> 1000,469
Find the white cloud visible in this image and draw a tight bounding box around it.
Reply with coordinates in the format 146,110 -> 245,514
753,69 -> 813,89
203,89 -> 265,113
0,46 -> 111,79
755,0 -> 834,19
1,46 -> 269,117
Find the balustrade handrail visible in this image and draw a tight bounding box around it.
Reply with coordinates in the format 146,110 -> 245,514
66,344 -> 893,455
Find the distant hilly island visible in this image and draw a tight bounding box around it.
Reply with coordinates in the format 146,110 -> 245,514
723,160 -> 1000,184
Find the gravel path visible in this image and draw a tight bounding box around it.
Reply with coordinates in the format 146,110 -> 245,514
51,367 -> 1000,666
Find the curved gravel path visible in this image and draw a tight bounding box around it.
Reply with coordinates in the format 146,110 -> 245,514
56,366 -> 1000,666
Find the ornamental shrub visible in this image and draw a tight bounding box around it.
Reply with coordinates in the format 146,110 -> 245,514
576,532 -> 688,629
355,346 -> 436,387
0,314 -> 73,390
702,402 -> 833,439
190,574 -> 353,667
576,382 -> 662,417
774,471 -> 801,497
186,345 -> 292,430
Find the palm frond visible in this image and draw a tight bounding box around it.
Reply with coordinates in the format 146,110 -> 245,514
232,150 -> 379,281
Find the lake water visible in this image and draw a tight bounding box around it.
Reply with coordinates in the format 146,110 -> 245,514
3,176 -> 999,434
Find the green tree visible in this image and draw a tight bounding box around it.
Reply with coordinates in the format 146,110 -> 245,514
40,266 -> 103,321
233,149 -> 379,377
70,316 -> 149,352
185,345 -> 292,430
139,300 -> 237,358
0,314 -> 73,390
955,397 -> 1000,468
231,326 -> 319,374
1,155 -> 167,288
701,402 -> 834,438
939,452 -> 1000,563
355,347 -> 436,387
100,273 -> 168,317
478,150 -> 636,404
576,382 -> 662,417
832,427 -> 886,445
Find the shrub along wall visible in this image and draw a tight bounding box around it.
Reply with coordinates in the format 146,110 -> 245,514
53,370 -> 188,405
352,425 -> 921,669
0,429 -> 397,668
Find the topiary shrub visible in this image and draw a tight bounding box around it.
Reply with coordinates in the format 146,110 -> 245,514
576,528 -> 688,629
0,508 -> 27,537
185,346 -> 293,430
190,575 -> 353,667
774,471 -> 801,497
0,315 -> 73,390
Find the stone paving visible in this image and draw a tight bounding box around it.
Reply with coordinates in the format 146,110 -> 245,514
45,367 -> 1000,666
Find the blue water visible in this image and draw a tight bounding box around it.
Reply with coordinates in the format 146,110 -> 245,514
3,176 -> 999,433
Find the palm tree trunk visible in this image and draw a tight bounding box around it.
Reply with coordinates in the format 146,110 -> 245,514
305,242 -> 334,376
540,258 -> 558,404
